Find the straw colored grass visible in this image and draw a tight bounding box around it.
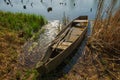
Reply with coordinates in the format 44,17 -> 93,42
86,6 -> 120,80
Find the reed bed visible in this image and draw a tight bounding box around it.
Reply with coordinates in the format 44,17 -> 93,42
85,0 -> 120,79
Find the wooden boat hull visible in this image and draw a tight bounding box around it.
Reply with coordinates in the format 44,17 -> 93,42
36,16 -> 88,75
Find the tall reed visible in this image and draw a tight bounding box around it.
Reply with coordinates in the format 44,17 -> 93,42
86,0 -> 120,79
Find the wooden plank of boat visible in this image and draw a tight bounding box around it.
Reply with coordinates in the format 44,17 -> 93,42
52,42 -> 72,50
36,16 -> 88,74
44,27 -> 87,73
73,20 -> 88,23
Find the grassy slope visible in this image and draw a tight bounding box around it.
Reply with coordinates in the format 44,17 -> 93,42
0,11 -> 47,39
0,11 -> 47,80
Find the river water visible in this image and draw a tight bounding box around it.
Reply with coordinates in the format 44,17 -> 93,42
0,0 -> 99,20
0,0 -> 120,20
19,20 -> 61,67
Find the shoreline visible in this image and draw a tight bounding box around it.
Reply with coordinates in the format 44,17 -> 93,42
0,11 -> 47,80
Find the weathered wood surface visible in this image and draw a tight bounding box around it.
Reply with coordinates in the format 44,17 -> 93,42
44,27 -> 87,73
36,16 -> 88,74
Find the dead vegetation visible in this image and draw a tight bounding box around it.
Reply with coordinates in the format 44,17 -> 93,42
0,26 -> 24,79
85,0 -> 120,79
59,0 -> 120,80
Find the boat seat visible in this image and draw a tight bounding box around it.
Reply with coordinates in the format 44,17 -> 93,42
52,42 -> 72,50
73,20 -> 88,27
73,20 -> 88,23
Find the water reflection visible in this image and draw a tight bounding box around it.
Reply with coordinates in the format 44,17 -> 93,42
31,2 -> 33,7
21,0 -> 23,3
19,20 -> 61,67
69,0 -> 76,9
23,5 -> 26,9
1,0 -> 100,20
40,0 -> 43,3
47,7 -> 52,12
4,0 -> 13,7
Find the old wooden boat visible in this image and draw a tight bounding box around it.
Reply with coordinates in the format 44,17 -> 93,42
36,16 -> 88,74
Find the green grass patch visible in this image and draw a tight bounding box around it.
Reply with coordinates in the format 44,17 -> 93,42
31,28 -> 45,41
23,69 -> 39,80
0,11 -> 48,40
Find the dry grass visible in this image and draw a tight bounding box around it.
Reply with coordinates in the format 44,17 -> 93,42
0,26 -> 24,79
86,3 -> 120,80
90,9 -> 120,51
0,27 -> 38,80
